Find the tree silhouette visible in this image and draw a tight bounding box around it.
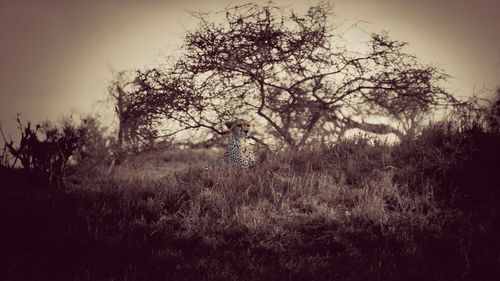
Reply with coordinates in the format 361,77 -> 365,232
0,115 -> 84,187
118,3 -> 458,148
108,68 -> 207,152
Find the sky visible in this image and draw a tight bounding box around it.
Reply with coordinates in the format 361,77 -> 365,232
1,0 -> 499,141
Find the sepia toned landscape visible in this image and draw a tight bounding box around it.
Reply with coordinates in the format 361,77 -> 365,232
1,1 -> 499,280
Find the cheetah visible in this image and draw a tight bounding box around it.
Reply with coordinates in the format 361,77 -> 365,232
203,119 -> 256,170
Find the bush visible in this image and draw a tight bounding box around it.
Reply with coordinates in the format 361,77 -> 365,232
393,121 -> 500,210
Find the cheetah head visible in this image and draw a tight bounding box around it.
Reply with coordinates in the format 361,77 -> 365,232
225,119 -> 252,139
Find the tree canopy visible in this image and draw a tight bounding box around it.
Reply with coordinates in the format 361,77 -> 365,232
113,2 -> 457,150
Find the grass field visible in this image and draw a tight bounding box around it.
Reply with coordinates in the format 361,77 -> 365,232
1,123 -> 500,280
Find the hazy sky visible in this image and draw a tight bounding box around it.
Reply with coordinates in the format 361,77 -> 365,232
1,0 -> 499,139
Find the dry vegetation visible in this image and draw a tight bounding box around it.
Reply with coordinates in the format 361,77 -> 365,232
2,117 -> 500,281
1,3 -> 499,280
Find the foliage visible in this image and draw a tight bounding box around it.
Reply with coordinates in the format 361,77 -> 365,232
0,115 -> 85,186
392,94 -> 500,208
0,114 -> 120,186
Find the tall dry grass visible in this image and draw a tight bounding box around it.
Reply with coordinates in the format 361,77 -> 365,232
2,113 -> 500,280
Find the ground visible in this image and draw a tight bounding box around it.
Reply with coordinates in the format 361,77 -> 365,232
1,133 -> 500,280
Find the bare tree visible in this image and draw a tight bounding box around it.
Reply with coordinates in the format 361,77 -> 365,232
108,70 -> 154,154
180,3 -> 456,145
108,67 -> 211,150
117,3 -> 457,149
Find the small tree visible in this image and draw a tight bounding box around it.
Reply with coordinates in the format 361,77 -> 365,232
107,68 -> 206,153
107,70 -> 154,154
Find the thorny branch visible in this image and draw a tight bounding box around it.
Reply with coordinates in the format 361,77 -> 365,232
110,2 -> 458,149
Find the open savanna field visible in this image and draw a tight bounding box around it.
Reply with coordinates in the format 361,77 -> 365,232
1,123 -> 499,281
2,0 -> 500,280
